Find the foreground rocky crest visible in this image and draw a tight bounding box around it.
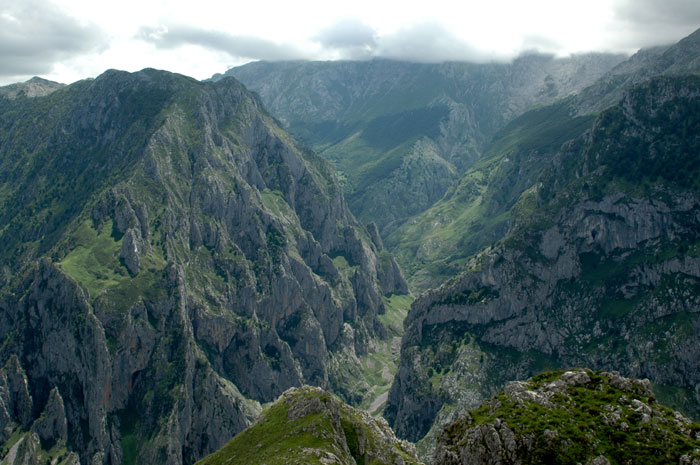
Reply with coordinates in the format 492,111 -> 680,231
435,369 -> 700,465
196,385 -> 421,465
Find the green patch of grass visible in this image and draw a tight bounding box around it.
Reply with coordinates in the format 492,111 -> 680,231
60,218 -> 169,319
60,219 -> 124,298
260,188 -> 288,216
0,428 -> 73,465
0,427 -> 27,456
195,395 -> 338,465
379,293 -> 413,335
331,254 -> 359,282
529,369 -> 569,387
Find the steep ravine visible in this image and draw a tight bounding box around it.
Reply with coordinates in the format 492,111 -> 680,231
224,55 -> 625,236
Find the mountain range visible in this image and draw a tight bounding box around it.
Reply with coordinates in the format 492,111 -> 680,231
221,53 -> 625,241
0,25 -> 699,465
0,69 -> 406,464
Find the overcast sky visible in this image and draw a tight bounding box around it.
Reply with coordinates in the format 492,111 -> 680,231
1,0 -> 699,85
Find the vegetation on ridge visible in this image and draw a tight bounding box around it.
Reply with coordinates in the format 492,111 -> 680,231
196,386 -> 420,465
438,369 -> 700,465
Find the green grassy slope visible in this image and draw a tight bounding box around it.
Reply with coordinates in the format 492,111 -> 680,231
196,386 -> 420,465
387,99 -> 595,290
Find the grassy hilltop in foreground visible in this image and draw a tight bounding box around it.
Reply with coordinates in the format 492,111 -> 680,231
196,386 -> 421,465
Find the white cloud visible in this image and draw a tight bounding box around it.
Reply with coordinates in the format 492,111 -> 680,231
0,0 -> 106,81
372,21 -> 498,62
1,0 -> 697,85
610,0 -> 700,49
137,25 -> 310,61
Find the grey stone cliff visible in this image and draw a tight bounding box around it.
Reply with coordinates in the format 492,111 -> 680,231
0,69 -> 407,464
386,75 -> 700,460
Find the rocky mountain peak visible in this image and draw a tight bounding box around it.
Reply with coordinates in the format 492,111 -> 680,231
0,76 -> 65,99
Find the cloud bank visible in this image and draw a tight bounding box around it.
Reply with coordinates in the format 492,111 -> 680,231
611,0 -> 700,49
2,0 -> 698,85
137,7 -> 699,67
138,25 -> 310,61
0,0 -> 106,79
139,19 -> 500,64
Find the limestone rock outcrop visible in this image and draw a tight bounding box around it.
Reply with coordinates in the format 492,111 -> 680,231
434,370 -> 700,465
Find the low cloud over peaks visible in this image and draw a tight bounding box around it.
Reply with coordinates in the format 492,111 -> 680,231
314,20 -> 497,62
137,20 -> 496,64
374,22 -> 496,63
137,26 -> 310,62
0,0 -> 106,79
313,18 -> 377,59
315,18 -> 377,49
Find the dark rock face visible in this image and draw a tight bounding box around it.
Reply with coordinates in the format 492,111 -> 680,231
386,75 -> 700,456
0,69 -> 406,464
31,387 -> 68,447
0,356 -> 34,438
434,370 -> 700,465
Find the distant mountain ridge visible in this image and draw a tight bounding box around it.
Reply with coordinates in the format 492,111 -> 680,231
0,76 -> 64,99
577,27 -> 700,114
221,54 -> 625,236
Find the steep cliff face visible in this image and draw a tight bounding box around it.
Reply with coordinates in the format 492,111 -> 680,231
196,386 -> 421,465
386,76 -> 700,459
388,28 -> 700,291
434,370 -> 700,465
0,68 -> 407,464
222,55 -> 624,235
